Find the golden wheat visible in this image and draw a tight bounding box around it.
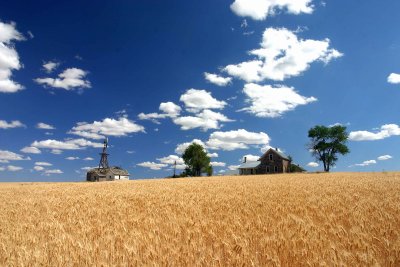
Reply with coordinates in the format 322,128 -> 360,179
0,172 -> 399,266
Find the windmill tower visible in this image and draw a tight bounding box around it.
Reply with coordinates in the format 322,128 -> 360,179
98,137 -> 109,169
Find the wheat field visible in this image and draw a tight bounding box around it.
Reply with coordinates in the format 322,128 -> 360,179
0,172 -> 399,266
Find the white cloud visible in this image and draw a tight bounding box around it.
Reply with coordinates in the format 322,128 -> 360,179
81,166 -> 95,171
180,89 -> 227,112
44,169 -> 63,175
230,0 -> 314,20
51,149 -> 63,154
83,157 -> 94,161
387,73 -> 400,84
33,166 -> 44,171
35,162 -> 52,166
0,20 -> 25,93
228,165 -> 240,170
20,146 -> 41,154
137,161 -> 167,170
224,27 -> 342,82
7,165 -> 23,172
355,160 -> 376,167
0,120 -> 25,129
377,155 -> 392,161
207,152 -> 218,158
66,156 -> 79,160
0,150 -> 30,161
157,155 -> 184,165
210,161 -> 226,167
27,31 -> 34,39
240,83 -> 317,117
42,61 -> 60,73
69,117 -> 145,139
206,129 -> 270,151
34,68 -> 91,91
138,102 -> 182,123
172,109 -> 233,131
241,154 -> 260,162
31,138 -> 103,151
349,124 -> 400,141
175,139 -> 207,154
307,162 -> 319,167
36,122 -> 55,130
159,102 -> 181,117
204,72 -> 232,86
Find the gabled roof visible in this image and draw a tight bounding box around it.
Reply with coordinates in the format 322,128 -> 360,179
238,161 -> 260,169
261,148 -> 290,161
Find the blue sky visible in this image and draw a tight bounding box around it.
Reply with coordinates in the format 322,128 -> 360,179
1,0 -> 400,181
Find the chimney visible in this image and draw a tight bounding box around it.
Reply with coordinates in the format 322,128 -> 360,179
275,147 -> 278,151
243,156 -> 247,163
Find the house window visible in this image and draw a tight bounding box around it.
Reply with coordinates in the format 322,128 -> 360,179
274,166 -> 278,172
269,154 -> 273,160
251,169 -> 253,174
266,166 -> 270,173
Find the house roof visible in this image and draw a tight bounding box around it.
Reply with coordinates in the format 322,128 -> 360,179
262,148 -> 290,161
238,161 -> 260,169
87,166 -> 130,176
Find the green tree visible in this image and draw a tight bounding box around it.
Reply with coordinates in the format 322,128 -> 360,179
308,125 -> 350,172
182,143 -> 211,177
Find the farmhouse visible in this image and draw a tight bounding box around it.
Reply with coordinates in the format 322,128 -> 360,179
238,148 -> 292,175
86,138 -> 130,182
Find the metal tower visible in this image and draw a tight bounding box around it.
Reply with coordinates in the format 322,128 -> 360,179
98,137 -> 109,169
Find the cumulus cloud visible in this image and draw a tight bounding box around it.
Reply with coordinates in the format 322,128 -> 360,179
138,102 -> 181,123
69,117 -> 145,139
204,72 -> 232,86
377,155 -> 392,161
83,157 -> 94,161
228,165 -> 240,170
42,61 -> 60,73
206,129 -> 270,151
210,161 -> 226,167
241,154 -> 260,162
44,169 -> 63,175
172,109 -> 233,131
387,73 -> 400,84
0,20 -> 25,93
224,27 -> 342,82
36,122 -> 55,130
137,161 -> 168,170
65,156 -> 79,160
230,0 -> 314,20
34,68 -> 91,91
175,139 -> 207,154
33,166 -> 44,171
207,152 -> 218,158
0,120 -> 25,129
31,138 -> 103,152
6,165 -> 23,172
307,162 -> 319,167
240,83 -> 317,117
35,162 -> 52,166
157,155 -> 185,165
0,150 -> 30,162
20,146 -> 41,154
180,89 -> 227,112
349,124 -> 400,141
355,160 -> 376,167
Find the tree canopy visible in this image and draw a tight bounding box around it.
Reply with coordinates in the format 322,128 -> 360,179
182,143 -> 212,177
308,125 -> 350,172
